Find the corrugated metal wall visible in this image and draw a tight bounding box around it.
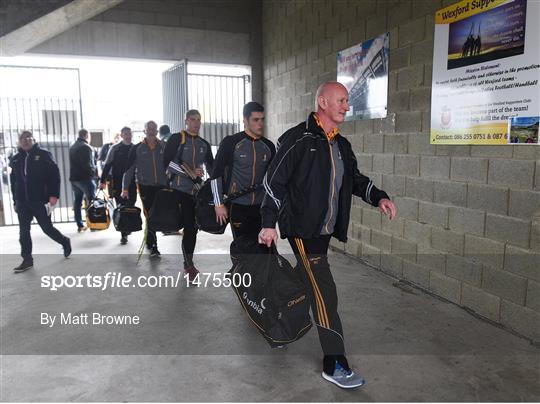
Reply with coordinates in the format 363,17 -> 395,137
162,60 -> 188,134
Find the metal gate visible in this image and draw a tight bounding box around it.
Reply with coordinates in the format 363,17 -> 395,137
162,61 -> 250,146
162,60 -> 188,134
0,65 -> 83,226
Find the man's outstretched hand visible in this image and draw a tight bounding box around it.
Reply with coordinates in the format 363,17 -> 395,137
378,198 -> 397,220
257,200 -> 395,246
258,228 -> 278,247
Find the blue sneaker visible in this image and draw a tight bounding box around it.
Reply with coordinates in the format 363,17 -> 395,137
322,363 -> 365,389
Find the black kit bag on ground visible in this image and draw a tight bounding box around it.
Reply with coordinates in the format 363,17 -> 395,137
195,181 -> 262,235
230,236 -> 312,348
148,188 -> 182,232
113,204 -> 142,233
86,190 -> 111,230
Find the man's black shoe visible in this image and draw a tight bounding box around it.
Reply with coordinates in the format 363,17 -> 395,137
13,259 -> 33,273
150,246 -> 161,258
63,238 -> 72,258
120,236 -> 128,245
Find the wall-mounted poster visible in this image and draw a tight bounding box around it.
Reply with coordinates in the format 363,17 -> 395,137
431,0 -> 539,145
337,32 -> 389,121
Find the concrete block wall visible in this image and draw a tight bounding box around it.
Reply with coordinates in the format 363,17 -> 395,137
262,0 -> 540,341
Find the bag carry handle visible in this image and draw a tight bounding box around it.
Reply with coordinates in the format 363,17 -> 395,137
269,240 -> 279,255
118,203 -> 139,209
93,188 -> 116,210
260,241 -> 282,287
93,188 -> 107,200
223,183 -> 262,203
180,162 -> 203,191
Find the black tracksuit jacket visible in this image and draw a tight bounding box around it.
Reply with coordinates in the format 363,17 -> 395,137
9,144 -> 61,203
99,142 -> 134,190
261,112 -> 389,242
69,138 -> 96,181
163,131 -> 214,195
210,131 -> 275,206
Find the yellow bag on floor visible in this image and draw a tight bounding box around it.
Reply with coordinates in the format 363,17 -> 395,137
86,191 -> 111,230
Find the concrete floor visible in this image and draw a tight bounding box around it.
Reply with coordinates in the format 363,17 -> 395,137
1,222 -> 539,402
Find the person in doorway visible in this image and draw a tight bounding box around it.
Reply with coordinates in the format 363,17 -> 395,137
98,133 -> 120,168
163,110 -> 214,280
98,132 -> 120,195
99,126 -> 136,244
211,101 -> 275,264
69,129 -> 97,232
259,82 -> 397,389
122,121 -> 167,257
9,131 -> 71,272
159,124 -> 173,142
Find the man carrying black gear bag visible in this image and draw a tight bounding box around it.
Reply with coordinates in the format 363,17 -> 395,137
122,121 -> 168,257
163,109 -> 214,281
99,126 -> 136,244
259,82 -> 397,390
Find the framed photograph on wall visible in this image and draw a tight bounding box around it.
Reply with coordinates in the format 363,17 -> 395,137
337,32 -> 389,121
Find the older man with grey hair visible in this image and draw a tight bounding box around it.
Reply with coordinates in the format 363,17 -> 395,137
122,120 -> 168,257
260,81 -> 397,389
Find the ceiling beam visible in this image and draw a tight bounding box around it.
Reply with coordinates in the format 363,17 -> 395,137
0,0 -> 124,56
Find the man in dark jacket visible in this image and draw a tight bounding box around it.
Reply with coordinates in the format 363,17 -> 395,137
97,132 -> 119,196
9,131 -> 71,272
98,133 -> 120,169
211,102 -> 275,263
259,82 -> 397,389
99,126 -> 136,244
159,124 -> 172,143
163,110 -> 214,279
69,128 -> 97,232
122,120 -> 168,257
